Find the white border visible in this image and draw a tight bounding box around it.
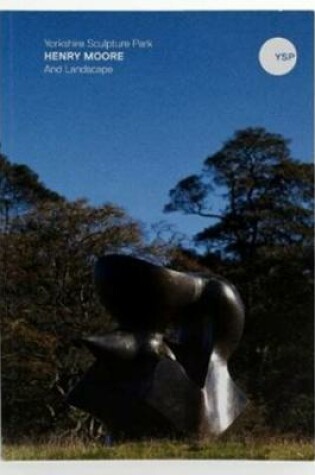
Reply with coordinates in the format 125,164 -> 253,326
1,460 -> 315,475
0,0 -> 314,11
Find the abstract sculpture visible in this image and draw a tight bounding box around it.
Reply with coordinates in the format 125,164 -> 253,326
67,254 -> 247,439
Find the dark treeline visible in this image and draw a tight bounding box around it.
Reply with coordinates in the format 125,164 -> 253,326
0,152 -> 174,440
1,127 -> 314,441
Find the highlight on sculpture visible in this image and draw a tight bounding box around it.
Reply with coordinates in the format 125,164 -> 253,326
67,253 -> 248,440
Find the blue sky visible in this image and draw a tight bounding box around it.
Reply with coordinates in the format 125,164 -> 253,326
1,11 -> 314,239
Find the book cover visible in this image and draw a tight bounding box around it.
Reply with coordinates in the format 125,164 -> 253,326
0,7 -> 314,468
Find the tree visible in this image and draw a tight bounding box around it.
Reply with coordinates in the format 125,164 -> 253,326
165,128 -> 313,262
0,152 -> 62,231
1,197 -> 150,438
165,128 -> 314,435
1,155 -> 175,440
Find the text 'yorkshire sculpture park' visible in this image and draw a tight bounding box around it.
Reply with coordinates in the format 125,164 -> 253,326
67,254 -> 248,439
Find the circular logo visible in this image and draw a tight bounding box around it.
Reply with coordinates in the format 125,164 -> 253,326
259,37 -> 297,76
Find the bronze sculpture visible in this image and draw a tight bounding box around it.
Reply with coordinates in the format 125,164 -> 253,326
67,254 -> 247,439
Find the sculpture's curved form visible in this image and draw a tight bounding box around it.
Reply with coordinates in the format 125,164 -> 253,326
67,254 -> 247,439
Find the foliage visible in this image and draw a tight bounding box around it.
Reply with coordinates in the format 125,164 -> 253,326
165,128 -> 313,261
1,156 -> 170,440
0,152 -> 62,231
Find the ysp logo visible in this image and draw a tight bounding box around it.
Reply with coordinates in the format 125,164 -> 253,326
259,38 -> 297,75
275,52 -> 296,61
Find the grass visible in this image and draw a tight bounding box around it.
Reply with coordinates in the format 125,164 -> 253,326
2,436 -> 314,461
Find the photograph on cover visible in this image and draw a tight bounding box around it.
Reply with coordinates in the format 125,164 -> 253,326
0,10 -> 314,461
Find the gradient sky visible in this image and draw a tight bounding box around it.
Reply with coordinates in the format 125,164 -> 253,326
1,11 -> 314,239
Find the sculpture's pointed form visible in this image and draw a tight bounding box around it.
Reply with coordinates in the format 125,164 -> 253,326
68,254 -> 248,439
